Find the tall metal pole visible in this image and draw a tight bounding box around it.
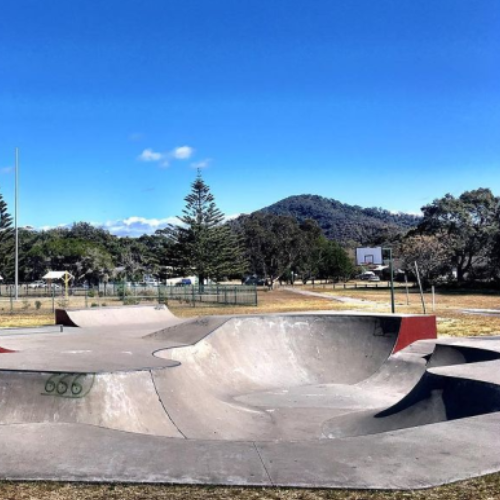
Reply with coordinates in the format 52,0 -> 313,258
414,261 -> 427,314
388,248 -> 395,314
14,148 -> 19,300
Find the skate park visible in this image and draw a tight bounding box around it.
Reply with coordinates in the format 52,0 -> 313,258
1,304 -> 500,489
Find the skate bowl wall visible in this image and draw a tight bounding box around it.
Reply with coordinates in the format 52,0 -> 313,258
156,315 -> 402,387
154,315 -> 436,388
0,369 -> 183,437
150,314 -> 437,440
55,304 -> 176,328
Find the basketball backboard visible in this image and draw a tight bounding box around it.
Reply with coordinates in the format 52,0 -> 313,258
356,247 -> 383,266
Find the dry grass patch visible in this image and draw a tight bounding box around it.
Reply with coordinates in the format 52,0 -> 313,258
300,286 -> 500,338
0,313 -> 54,328
2,473 -> 500,500
169,289 -> 353,318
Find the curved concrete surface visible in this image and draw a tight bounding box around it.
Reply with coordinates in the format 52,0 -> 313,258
55,304 -> 176,328
1,306 -> 500,489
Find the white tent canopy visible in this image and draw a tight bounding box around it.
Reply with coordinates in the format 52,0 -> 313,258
42,271 -> 74,280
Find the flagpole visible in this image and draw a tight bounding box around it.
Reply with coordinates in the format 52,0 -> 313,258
15,148 -> 19,300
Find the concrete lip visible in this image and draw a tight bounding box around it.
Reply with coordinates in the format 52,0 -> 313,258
0,306 -> 500,489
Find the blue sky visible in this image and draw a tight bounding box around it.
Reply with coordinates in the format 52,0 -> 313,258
0,0 -> 499,236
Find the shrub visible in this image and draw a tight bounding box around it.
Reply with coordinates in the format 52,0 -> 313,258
123,297 -> 140,306
35,300 -> 42,310
116,285 -> 131,299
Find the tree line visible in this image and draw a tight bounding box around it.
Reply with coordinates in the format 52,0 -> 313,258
0,174 -> 352,286
0,176 -> 499,288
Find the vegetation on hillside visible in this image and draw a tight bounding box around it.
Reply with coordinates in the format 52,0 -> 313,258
260,194 -> 421,245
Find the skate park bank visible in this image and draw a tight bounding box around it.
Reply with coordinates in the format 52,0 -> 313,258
0,305 -> 500,489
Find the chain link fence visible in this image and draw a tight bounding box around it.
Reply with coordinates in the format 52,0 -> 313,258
0,283 -> 257,315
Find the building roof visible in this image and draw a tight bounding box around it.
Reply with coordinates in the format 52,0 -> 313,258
43,271 -> 74,280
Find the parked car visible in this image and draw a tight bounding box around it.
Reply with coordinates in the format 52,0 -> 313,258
243,276 -> 265,286
175,278 -> 192,287
358,272 -> 376,280
28,280 -> 46,288
368,275 -> 381,282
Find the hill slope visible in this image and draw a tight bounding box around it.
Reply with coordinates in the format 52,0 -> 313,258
259,195 -> 420,245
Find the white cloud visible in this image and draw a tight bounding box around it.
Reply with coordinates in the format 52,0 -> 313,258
172,146 -> 194,160
137,145 -> 196,167
37,213 -> 241,238
191,158 -> 211,169
224,213 -> 243,222
0,166 -> 14,174
138,148 -> 164,162
389,209 -> 423,217
101,216 -> 181,237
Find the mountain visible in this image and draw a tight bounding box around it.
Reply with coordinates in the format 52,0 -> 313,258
258,194 -> 421,245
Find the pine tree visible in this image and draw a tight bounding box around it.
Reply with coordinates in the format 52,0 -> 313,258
0,190 -> 14,280
166,172 -> 245,287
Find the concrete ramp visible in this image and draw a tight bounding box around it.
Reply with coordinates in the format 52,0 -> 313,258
55,304 -> 176,328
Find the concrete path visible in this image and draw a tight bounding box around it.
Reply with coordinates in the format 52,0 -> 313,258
282,286 -> 377,304
461,308 -> 500,317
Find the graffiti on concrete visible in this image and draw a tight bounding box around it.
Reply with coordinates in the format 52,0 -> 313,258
43,373 -> 95,398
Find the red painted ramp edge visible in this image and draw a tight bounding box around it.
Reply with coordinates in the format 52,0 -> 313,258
393,315 -> 437,353
0,347 -> 15,353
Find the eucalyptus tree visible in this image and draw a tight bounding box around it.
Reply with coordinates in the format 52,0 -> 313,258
419,188 -> 499,282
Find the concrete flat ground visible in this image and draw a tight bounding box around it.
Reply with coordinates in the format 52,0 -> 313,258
0,304 -> 500,490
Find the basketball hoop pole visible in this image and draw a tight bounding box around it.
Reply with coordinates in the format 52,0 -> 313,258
384,247 -> 395,314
